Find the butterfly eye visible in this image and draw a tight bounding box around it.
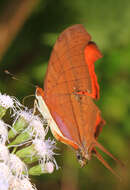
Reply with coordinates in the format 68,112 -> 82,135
77,154 -> 81,160
76,152 -> 82,161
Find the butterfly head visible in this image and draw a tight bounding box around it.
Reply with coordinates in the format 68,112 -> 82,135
76,147 -> 92,167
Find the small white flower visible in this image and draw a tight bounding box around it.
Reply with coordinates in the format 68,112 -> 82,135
33,138 -> 58,171
26,116 -> 48,140
19,110 -> 33,122
0,93 -> 14,109
0,163 -> 12,190
11,96 -> 24,110
20,178 -> 37,190
0,120 -> 8,144
9,154 -> 28,178
0,93 -> 23,114
45,161 -> 54,173
8,177 -> 20,190
0,144 -> 10,163
13,109 -> 34,124
9,177 -> 37,190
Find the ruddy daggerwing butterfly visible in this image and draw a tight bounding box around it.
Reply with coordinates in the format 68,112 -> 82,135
36,24 -> 123,177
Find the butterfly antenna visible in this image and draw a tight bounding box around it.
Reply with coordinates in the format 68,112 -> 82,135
93,148 -> 121,180
94,140 -> 124,167
4,70 -> 37,88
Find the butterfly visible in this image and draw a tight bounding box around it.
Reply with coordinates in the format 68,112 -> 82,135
35,24 -> 123,177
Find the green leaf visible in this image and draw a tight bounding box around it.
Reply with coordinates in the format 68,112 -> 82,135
8,131 -> 31,146
8,116 -> 29,139
29,164 -> 48,176
16,144 -> 38,164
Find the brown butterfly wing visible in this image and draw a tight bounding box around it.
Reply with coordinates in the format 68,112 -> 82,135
44,24 -> 92,96
43,24 -> 102,148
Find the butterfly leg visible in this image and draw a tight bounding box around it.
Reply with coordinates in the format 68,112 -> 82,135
33,99 -> 38,115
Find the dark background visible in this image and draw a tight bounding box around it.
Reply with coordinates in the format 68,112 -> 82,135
0,0 -> 130,189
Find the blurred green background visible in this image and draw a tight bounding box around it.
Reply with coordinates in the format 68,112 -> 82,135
0,0 -> 130,189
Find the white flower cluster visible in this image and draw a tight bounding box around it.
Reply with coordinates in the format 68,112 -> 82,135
14,110 -> 58,172
0,92 -> 22,112
0,93 -> 58,190
0,130 -> 36,190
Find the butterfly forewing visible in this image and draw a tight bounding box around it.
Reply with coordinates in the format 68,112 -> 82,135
44,24 -> 92,96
